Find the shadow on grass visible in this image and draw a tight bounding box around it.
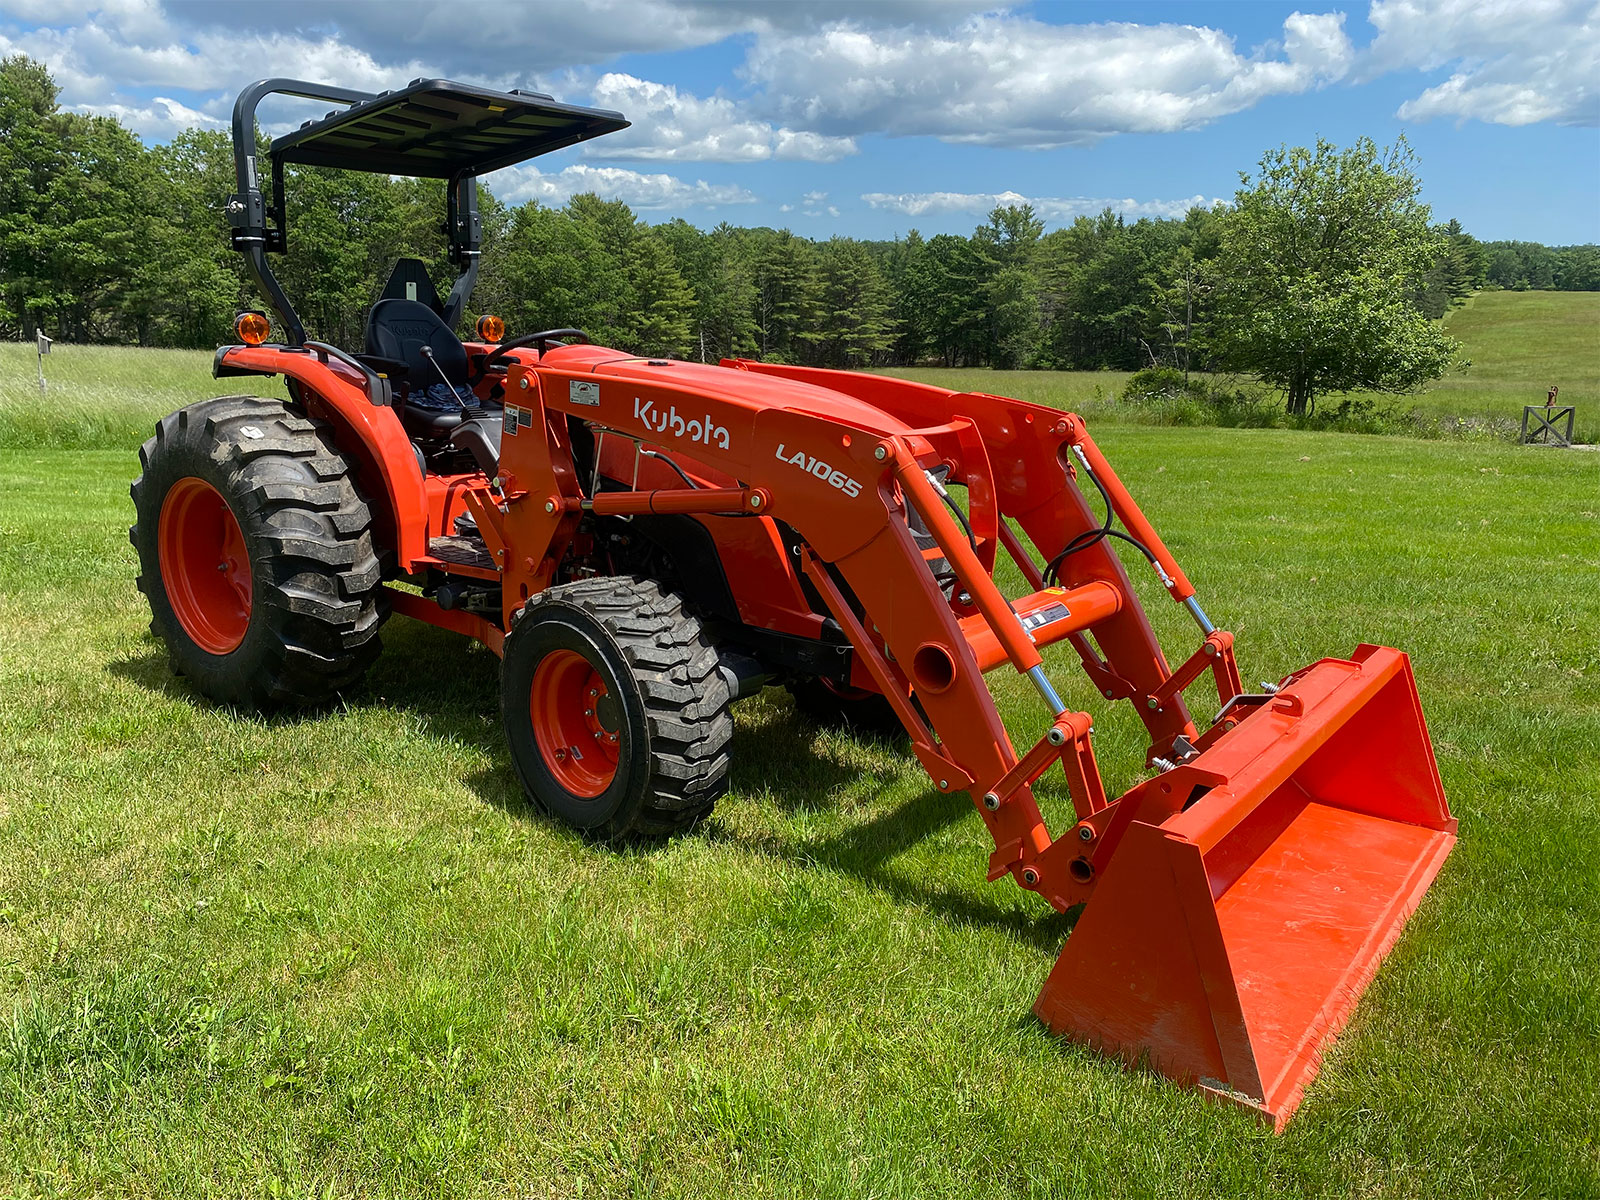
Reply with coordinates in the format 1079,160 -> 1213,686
110,617 -> 1071,949
702,784 -> 1077,954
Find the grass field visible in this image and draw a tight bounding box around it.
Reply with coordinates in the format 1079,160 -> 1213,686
1420,290 -> 1600,427
3,420 -> 1598,1195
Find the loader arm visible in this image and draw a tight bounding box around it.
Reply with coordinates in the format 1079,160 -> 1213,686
493,350 -> 1223,908
485,349 -> 1455,1129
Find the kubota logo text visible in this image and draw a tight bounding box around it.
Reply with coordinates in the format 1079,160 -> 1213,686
633,397 -> 730,450
775,444 -> 862,498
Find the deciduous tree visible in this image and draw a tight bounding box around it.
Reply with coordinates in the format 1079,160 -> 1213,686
1214,137 -> 1459,415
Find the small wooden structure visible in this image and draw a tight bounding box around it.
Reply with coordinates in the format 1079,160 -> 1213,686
1522,405 -> 1575,447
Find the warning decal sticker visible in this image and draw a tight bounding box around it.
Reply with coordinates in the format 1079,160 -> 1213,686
1020,602 -> 1072,633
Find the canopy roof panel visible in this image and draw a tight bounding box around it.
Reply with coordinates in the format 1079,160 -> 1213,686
269,78 -> 629,177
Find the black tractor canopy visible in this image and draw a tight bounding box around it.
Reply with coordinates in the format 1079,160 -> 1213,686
227,77 -> 628,345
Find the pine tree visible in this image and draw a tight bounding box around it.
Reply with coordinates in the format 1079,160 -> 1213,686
625,229 -> 694,356
750,230 -> 820,362
811,237 -> 895,366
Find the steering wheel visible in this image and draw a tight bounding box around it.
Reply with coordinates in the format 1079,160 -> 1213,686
470,328 -> 590,384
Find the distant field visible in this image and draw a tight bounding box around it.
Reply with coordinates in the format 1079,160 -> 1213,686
1383,290 -> 1600,440
2,289 -> 1596,449
894,290 -> 1600,442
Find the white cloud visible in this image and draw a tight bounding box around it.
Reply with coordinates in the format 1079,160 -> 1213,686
794,190 -> 839,217
862,190 -> 1220,222
487,162 -> 757,210
0,8 -> 435,140
585,73 -> 856,162
72,94 -> 222,139
1368,0 -> 1599,127
742,12 -> 1354,148
0,1 -> 996,85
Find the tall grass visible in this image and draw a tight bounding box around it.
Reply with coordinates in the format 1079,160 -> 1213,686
0,343 -> 223,450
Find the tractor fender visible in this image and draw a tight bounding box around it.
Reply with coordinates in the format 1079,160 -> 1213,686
215,344 -> 429,565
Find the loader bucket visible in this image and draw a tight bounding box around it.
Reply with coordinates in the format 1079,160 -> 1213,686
1034,645 -> 1455,1129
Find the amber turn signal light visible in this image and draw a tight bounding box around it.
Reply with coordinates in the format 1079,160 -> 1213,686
476,314 -> 505,343
235,311 -> 270,346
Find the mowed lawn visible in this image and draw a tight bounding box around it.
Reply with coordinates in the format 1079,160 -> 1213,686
1,418 -> 1597,1195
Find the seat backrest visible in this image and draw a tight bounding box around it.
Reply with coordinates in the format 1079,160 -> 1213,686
365,298 -> 469,386
376,258 -> 444,311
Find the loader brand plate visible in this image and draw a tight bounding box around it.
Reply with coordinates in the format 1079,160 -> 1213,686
569,379 -> 600,407
774,443 -> 863,498
1020,602 -> 1071,633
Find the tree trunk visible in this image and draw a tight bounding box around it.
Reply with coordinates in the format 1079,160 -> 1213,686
1286,373 -> 1312,416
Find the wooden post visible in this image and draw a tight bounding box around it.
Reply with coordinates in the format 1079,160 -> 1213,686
35,331 -> 51,396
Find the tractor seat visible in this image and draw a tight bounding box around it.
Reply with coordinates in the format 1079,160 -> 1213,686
364,298 -> 481,438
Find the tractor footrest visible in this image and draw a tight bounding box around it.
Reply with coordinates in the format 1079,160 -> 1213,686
426,535 -> 497,574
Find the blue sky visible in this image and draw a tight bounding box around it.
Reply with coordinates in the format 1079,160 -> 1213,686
2,0 -> 1596,242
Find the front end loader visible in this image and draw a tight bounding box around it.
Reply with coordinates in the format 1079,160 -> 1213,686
130,76 -> 1455,1129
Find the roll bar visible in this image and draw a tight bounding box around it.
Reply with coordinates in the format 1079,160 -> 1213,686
225,79 -> 481,346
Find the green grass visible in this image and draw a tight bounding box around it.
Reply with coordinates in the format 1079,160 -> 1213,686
1376,290 -> 1600,441
0,343 -> 222,451
3,428 -> 1597,1196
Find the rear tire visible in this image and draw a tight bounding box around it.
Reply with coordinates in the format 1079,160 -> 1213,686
501,577 -> 732,840
130,395 -> 387,708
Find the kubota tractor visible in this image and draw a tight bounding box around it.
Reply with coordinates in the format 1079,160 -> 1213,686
131,77 -> 1457,1128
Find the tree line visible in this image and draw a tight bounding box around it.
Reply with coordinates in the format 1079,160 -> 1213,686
4,54 -> 1596,392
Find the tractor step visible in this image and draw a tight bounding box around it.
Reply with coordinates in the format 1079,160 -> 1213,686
424,535 -> 499,578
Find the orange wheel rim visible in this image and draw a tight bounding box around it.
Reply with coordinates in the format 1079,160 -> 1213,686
158,476 -> 252,654
530,648 -> 620,797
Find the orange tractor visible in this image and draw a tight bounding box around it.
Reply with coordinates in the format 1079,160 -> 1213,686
131,78 -> 1456,1128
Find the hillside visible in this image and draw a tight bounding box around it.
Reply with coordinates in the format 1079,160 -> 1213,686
1407,290 -> 1600,440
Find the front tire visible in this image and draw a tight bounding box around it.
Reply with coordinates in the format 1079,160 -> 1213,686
501,578 -> 732,840
130,395 -> 387,708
